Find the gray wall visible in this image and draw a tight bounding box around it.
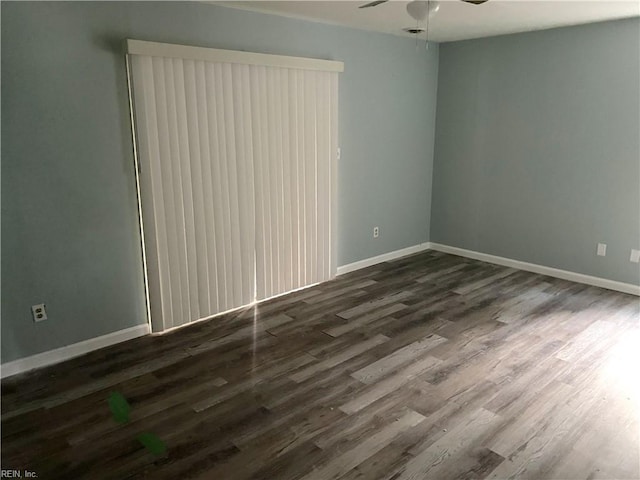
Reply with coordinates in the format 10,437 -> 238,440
1,2 -> 438,362
432,18 -> 640,286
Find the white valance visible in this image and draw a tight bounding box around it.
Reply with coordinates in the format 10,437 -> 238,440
126,39 -> 344,73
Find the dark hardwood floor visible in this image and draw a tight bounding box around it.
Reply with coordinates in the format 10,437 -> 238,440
2,251 -> 639,479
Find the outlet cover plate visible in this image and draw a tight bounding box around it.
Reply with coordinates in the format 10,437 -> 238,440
597,243 -> 607,256
630,249 -> 640,263
32,304 -> 47,322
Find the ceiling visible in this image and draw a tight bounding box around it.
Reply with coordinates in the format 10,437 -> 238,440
215,0 -> 640,42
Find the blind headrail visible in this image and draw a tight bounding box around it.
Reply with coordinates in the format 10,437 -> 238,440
126,39 -> 344,73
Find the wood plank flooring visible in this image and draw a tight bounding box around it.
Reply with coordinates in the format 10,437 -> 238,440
2,251 -> 639,479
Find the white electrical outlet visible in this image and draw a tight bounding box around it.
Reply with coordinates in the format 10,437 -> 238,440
31,304 -> 47,322
373,227 -> 380,238
630,249 -> 640,263
597,243 -> 607,256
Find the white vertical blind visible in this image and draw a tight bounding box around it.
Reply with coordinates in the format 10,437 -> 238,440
130,56 -> 257,331
129,43 -> 339,331
253,69 -> 338,300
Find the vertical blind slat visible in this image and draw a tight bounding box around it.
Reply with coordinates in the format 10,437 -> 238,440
238,64 -> 256,306
153,57 -> 183,328
262,67 -> 274,299
288,69 -> 301,290
250,66 -> 266,301
183,60 -> 210,315
209,63 -> 229,312
164,58 -> 190,326
281,71 -> 293,293
298,71 -> 307,288
196,61 -> 218,314
131,56 -> 166,331
315,73 -> 324,282
274,68 -> 285,296
304,71 -> 317,287
172,59 -> 200,321
330,73 -> 339,276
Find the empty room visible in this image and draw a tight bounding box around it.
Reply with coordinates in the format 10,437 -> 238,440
1,1 -> 639,478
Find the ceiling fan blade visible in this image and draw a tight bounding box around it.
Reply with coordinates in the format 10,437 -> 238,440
460,0 -> 490,4
359,0 -> 389,8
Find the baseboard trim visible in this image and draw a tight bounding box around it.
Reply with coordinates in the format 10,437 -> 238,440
1,324 -> 151,379
337,242 -> 432,276
429,243 -> 640,296
5,243 -> 633,377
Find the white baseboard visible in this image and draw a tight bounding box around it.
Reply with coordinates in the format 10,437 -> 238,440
337,242 -> 432,276
429,243 -> 640,296
4,243 -> 633,378
1,324 -> 151,379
